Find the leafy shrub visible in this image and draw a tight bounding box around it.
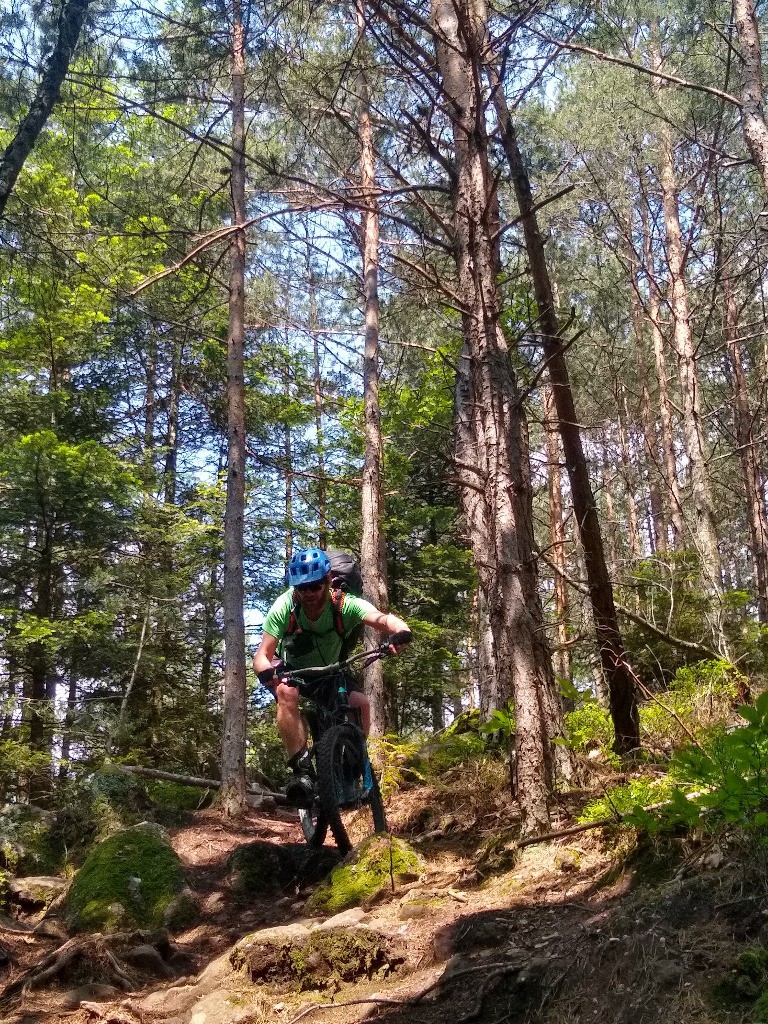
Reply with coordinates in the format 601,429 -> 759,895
247,707 -> 288,788
145,781 -> 211,812
564,702 -> 614,754
413,731 -> 488,777
639,659 -> 742,746
578,775 -> 678,824
0,738 -> 53,802
661,690 -> 768,830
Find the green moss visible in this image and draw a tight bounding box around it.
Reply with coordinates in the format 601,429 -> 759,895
228,842 -> 295,897
306,836 -> 421,915
64,824 -> 184,933
711,946 -> 768,1014
290,927 -> 392,990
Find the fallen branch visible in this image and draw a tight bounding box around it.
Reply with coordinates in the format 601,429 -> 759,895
114,765 -> 287,804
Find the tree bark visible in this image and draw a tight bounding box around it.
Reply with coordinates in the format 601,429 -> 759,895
725,278 -> 768,621
486,64 -> 639,755
433,0 -> 570,832
219,0 -> 248,818
356,0 -> 391,736
0,0 -> 91,217
657,122 -> 722,588
641,194 -> 685,547
308,268 -> 328,549
544,386 -> 571,684
733,0 -> 768,200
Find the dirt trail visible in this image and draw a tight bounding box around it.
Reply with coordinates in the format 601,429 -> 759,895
0,798 -> 761,1024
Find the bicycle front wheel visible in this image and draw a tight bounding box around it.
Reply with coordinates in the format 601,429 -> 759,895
316,724 -> 387,854
298,800 -> 328,847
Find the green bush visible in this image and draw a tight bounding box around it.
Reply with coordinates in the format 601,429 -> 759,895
564,702 -> 614,754
247,707 -> 288,788
145,780 -> 211,813
639,659 -> 742,746
578,775 -> 678,824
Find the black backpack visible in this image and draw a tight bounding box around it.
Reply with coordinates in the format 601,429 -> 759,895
285,550 -> 366,661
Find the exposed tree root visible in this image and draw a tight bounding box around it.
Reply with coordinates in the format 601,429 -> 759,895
0,929 -> 170,1007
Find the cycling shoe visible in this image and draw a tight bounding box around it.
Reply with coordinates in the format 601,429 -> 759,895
286,774 -> 315,809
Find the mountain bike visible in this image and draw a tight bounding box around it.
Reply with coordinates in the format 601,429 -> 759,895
280,638 -> 407,855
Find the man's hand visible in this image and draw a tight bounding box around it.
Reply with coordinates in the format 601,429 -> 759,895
258,667 -> 278,687
386,629 -> 413,653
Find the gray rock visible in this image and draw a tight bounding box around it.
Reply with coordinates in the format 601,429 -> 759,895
61,983 -> 121,1009
7,875 -> 68,907
122,943 -> 173,977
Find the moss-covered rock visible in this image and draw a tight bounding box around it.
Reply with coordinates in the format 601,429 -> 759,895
233,923 -> 400,992
291,927 -> 394,990
227,841 -> 297,897
63,823 -> 185,933
306,836 -> 421,915
711,945 -> 768,1018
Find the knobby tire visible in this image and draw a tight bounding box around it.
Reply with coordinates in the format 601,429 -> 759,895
316,724 -> 387,854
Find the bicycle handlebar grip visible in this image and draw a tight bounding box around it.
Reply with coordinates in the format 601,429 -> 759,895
388,629 -> 413,647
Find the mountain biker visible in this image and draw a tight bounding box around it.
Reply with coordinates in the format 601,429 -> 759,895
253,547 -> 411,807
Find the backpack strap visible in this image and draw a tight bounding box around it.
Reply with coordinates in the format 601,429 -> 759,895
287,593 -> 302,637
331,589 -> 350,660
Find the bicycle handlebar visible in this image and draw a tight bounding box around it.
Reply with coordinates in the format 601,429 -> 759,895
262,631 -> 412,689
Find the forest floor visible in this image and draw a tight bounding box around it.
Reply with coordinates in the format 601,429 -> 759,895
1,780 -> 767,1024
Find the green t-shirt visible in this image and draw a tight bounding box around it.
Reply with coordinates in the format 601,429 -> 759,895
262,589 -> 377,668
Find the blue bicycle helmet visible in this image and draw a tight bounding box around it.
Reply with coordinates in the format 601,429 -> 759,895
287,547 -> 331,586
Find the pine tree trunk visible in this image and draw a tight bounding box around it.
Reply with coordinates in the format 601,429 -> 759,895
163,336 -> 183,506
733,0 -> 768,199
657,123 -> 722,587
433,0 -> 567,833
544,387 -> 571,683
0,0 -> 91,215
487,63 -> 639,755
284,370 -> 293,561
308,270 -> 328,549
356,0 -> 391,736
725,279 -> 768,621
219,0 -> 248,817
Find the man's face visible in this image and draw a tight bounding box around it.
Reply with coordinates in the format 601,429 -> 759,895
294,575 -> 331,620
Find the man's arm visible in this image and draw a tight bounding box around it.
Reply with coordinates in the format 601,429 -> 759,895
362,609 -> 409,635
253,632 -> 280,676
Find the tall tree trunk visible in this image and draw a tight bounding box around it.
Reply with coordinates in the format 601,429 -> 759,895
284,368 -> 294,561
433,0 -> 570,833
0,0 -> 91,216
487,63 -> 639,755
617,390 -> 641,559
219,0 -> 248,817
544,386 -> 571,684
163,336 -> 183,505
657,122 -> 722,587
733,0 -> 768,199
308,268 -> 328,549
355,0 -> 391,736
725,278 -> 768,621
623,200 -> 666,554
641,195 -> 685,547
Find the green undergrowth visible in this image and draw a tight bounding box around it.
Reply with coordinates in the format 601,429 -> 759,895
711,946 -> 768,1021
306,835 -> 421,914
578,686 -> 768,851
